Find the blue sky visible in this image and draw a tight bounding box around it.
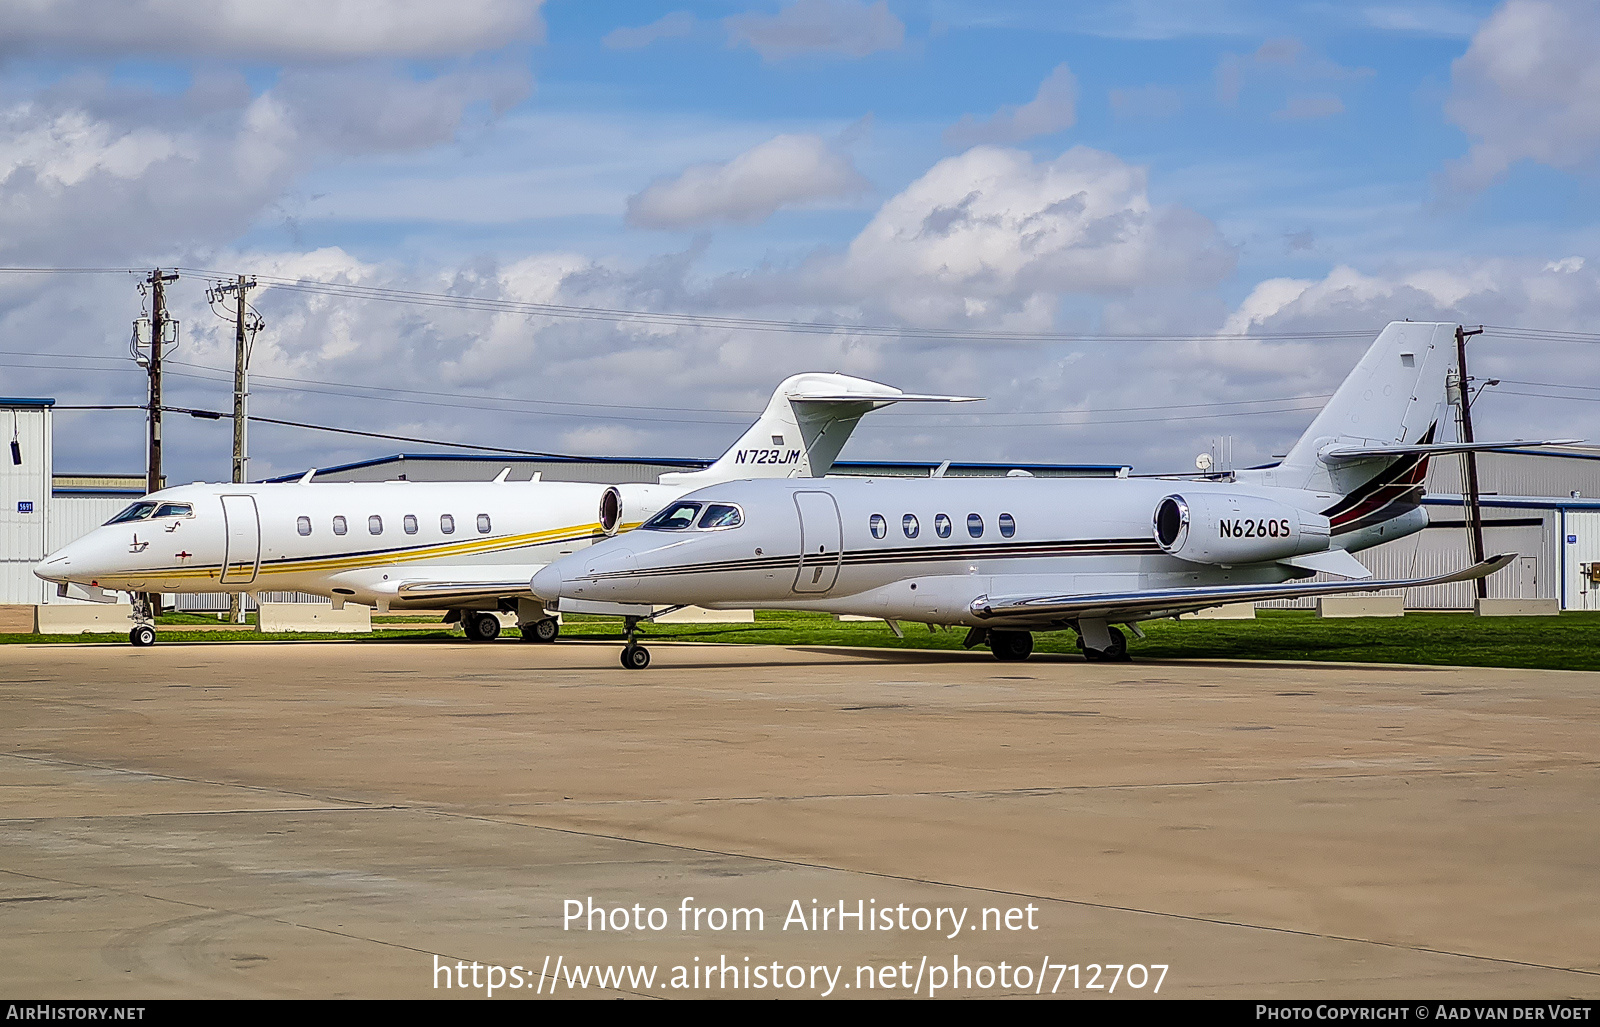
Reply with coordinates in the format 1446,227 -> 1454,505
1,0 -> 1596,481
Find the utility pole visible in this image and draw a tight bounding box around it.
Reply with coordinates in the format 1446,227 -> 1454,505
209,275 -> 262,624
138,268 -> 179,622
144,269 -> 178,496
1454,324 -> 1487,600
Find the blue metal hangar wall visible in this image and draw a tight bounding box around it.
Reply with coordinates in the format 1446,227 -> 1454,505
5,395 -> 1600,611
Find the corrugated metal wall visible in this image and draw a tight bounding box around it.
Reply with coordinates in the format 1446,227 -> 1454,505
0,406 -> 51,604
1428,451 -> 1600,499
1562,511 -> 1600,611
1258,504 -> 1554,610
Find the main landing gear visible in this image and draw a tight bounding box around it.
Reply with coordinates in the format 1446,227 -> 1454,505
520,617 -> 560,643
962,627 -> 1035,662
619,616 -> 651,670
1078,626 -> 1130,662
461,611 -> 502,642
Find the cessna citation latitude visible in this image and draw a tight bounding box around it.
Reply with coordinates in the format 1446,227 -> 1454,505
34,374 -> 974,646
530,322 -> 1576,669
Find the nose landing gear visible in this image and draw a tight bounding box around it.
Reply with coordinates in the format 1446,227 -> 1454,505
619,616 -> 651,670
128,594 -> 157,647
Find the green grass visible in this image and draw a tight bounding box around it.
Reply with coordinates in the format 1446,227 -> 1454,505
5,608 -> 1598,672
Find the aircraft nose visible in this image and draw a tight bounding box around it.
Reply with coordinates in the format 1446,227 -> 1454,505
529,562 -> 563,601
34,546 -> 75,582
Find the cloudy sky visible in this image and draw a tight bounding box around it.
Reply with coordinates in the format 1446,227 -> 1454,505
2,0 -> 1598,482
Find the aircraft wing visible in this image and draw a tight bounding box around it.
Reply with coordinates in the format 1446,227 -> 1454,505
792,394 -> 980,405
1320,439 -> 1582,460
390,580 -> 536,605
969,554 -> 1515,625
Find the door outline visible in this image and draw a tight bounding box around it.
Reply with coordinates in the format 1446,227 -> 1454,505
793,491 -> 842,594
220,495 -> 261,585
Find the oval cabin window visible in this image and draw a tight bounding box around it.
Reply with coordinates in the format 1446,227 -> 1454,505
368,515 -> 383,535
934,513 -> 952,538
869,514 -> 887,539
440,514 -> 455,534
333,516 -> 347,536
967,513 -> 984,538
477,513 -> 492,534
296,516 -> 311,536
999,513 -> 1016,538
403,514 -> 418,535
902,514 -> 919,538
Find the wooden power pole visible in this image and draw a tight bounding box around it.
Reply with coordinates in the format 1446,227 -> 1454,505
1454,324 -> 1488,600
140,268 -> 179,620
210,275 -> 260,624
144,269 -> 178,496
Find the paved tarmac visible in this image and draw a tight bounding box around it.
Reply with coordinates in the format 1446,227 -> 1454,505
1,638 -> 1596,999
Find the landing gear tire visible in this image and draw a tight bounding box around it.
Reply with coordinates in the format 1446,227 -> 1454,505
1080,626 -> 1129,662
989,629 -> 1034,662
521,618 -> 560,643
129,624 -> 156,647
464,612 -> 502,642
620,644 -> 651,670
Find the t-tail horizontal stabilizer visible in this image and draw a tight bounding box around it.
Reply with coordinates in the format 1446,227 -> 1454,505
660,372 -> 979,487
970,554 -> 1516,625
1320,439 -> 1584,461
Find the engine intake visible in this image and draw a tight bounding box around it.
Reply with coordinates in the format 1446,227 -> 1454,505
599,484 -> 681,536
1153,493 -> 1330,565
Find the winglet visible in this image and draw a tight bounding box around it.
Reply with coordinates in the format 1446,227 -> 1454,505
298,469 -> 316,484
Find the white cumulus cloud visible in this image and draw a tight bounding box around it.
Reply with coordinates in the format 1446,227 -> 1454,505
625,133 -> 869,229
725,0 -> 904,61
0,0 -> 545,60
944,64 -> 1078,148
1445,0 -> 1600,189
813,144 -> 1234,326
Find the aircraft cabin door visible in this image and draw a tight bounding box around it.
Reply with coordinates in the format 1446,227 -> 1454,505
792,491 -> 842,594
219,495 -> 261,586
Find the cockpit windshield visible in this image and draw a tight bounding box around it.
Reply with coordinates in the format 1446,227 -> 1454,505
106,502 -> 158,524
643,502 -> 702,530
697,504 -> 743,529
154,503 -> 193,518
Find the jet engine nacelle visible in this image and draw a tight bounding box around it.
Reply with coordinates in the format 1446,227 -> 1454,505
1153,493 -> 1331,565
599,484 -> 683,536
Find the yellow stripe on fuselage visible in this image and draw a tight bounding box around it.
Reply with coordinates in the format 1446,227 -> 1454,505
129,521 -> 612,581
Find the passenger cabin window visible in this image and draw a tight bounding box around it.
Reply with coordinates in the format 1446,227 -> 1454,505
643,502 -> 701,530
154,503 -> 193,518
368,515 -> 383,535
934,513 -> 952,538
440,514 -> 455,534
403,514 -> 418,535
869,514 -> 887,539
697,504 -> 743,529
968,513 -> 984,538
106,502 -> 158,524
476,513 -> 492,534
903,514 -> 919,538
296,516 -> 311,536
333,515 -> 347,536
999,513 -> 1016,538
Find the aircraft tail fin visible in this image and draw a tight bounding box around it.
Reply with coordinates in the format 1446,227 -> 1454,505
659,373 -> 978,487
1266,321 -> 1457,495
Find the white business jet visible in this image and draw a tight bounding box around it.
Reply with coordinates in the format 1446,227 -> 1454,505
529,322 -> 1578,668
34,374 -> 975,646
